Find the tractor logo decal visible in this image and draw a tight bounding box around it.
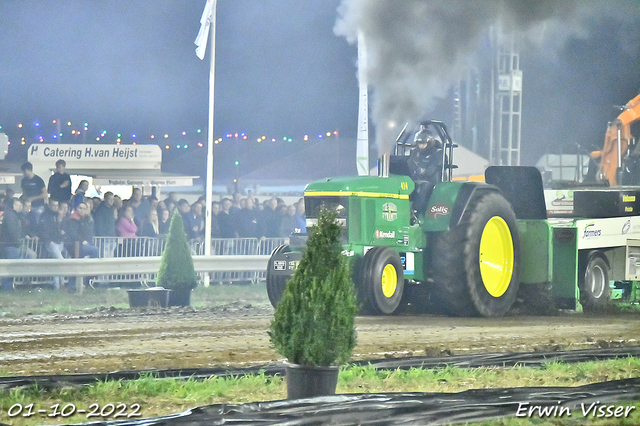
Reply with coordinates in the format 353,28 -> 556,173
376,230 -> 395,239
429,204 -> 450,218
622,220 -> 631,235
288,261 -> 299,270
382,202 -> 398,221
582,223 -> 602,239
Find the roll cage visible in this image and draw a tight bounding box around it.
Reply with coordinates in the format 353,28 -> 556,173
393,120 -> 458,183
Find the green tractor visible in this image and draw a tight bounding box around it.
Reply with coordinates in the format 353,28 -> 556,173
266,120 -> 527,317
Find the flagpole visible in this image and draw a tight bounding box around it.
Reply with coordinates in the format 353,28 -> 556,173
203,0 -> 217,287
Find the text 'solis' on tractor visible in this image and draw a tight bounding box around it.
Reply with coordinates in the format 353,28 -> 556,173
267,120 -> 640,317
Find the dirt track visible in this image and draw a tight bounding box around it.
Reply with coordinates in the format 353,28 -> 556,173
1,304 -> 639,376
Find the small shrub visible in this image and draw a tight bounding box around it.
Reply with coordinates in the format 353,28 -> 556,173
269,209 -> 358,366
157,211 -> 197,291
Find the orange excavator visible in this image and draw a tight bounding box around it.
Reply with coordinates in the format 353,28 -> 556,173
590,93 -> 640,185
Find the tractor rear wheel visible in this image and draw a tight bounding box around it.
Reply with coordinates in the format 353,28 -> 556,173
430,192 -> 520,317
357,246 -> 404,315
579,251 -> 611,312
266,244 -> 291,308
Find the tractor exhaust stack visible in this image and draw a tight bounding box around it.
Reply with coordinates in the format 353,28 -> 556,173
378,152 -> 390,178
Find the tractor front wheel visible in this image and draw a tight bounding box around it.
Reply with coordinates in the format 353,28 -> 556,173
266,244 -> 291,308
358,247 -> 404,315
431,192 -> 521,317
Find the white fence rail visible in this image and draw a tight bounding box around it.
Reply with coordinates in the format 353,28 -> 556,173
2,236 -> 286,288
0,256 -> 269,277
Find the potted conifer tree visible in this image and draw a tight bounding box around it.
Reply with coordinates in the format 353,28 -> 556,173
268,208 -> 358,399
157,210 -> 198,307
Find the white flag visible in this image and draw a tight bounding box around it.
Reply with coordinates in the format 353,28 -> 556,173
195,0 -> 214,60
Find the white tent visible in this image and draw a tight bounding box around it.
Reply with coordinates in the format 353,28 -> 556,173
450,145 -> 490,181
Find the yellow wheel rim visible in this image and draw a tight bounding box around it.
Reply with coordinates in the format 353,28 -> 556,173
381,264 -> 397,298
479,216 -> 514,297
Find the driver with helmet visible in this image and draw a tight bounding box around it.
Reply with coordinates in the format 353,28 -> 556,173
407,126 -> 443,216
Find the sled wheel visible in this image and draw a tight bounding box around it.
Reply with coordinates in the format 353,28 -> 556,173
579,251 -> 611,312
431,191 -> 520,317
357,246 -> 404,315
266,244 -> 291,308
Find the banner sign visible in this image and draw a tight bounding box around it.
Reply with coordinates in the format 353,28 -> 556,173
92,177 -> 194,187
27,144 -> 162,169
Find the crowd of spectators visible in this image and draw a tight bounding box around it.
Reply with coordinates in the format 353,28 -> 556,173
0,159 -> 307,290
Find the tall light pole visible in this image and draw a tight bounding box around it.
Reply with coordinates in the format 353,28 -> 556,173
195,0 -> 217,286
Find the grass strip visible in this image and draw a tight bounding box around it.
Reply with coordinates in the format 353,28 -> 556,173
0,358 -> 638,426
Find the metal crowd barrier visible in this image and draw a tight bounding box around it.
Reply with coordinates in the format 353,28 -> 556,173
9,236 -> 290,289
11,237 -> 55,288
91,237 -> 166,288
192,237 -> 289,284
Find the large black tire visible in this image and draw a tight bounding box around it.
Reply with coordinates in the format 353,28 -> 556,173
266,244 -> 291,308
512,282 -> 556,316
579,251 -> 611,312
357,247 -> 404,315
430,192 -> 521,317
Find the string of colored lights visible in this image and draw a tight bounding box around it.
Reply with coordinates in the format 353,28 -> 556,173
0,120 -> 340,150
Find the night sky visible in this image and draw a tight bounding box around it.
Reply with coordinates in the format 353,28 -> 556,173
1,0 -> 639,179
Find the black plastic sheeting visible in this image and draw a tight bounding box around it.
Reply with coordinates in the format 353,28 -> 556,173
67,377 -> 640,426
2,345 -> 640,391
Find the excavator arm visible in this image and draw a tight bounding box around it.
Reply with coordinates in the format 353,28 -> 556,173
591,93 -> 640,185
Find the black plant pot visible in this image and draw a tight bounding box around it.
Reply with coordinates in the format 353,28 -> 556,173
285,362 -> 339,399
168,289 -> 192,307
127,288 -> 170,308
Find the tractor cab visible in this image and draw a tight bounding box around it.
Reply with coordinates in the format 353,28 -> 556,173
386,121 -> 458,219
387,120 -> 458,184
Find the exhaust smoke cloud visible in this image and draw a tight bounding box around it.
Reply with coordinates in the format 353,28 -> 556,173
334,0 -> 632,154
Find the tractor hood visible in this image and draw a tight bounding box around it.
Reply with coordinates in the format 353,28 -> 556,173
304,175 -> 414,199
